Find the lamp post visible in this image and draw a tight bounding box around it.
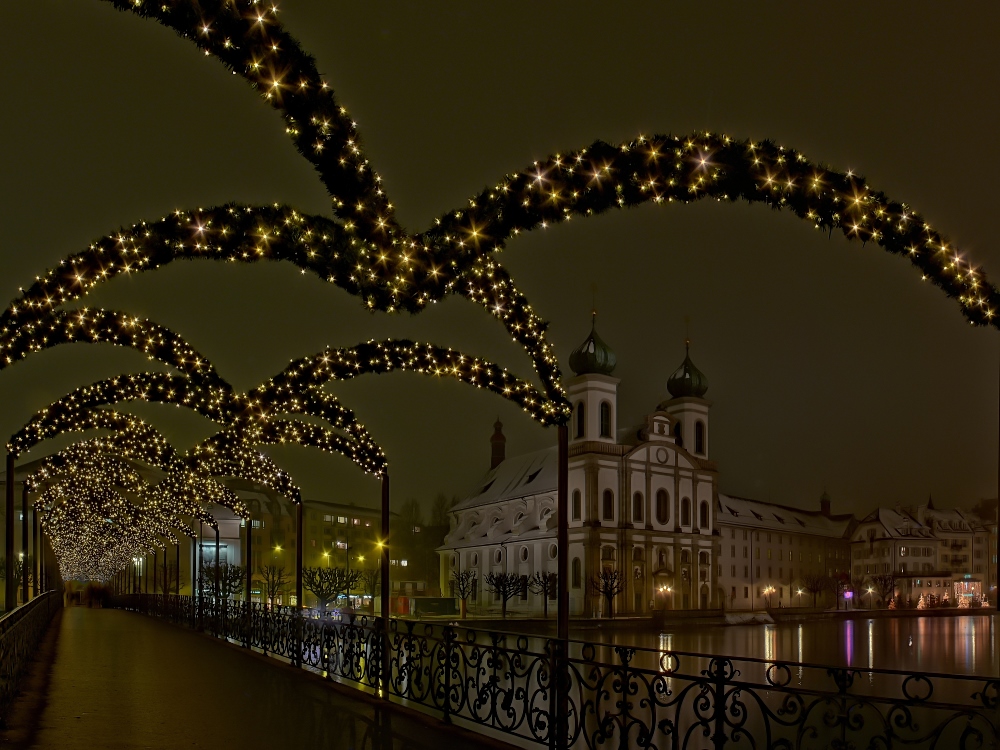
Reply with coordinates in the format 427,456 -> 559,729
866,587 -> 874,610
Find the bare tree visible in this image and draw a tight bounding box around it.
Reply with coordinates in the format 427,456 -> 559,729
528,572 -> 557,618
399,498 -> 424,533
0,556 -> 34,604
358,567 -> 380,612
451,569 -> 477,619
431,493 -> 460,527
849,576 -> 868,608
827,572 -> 850,610
483,571 -> 521,618
869,574 -> 896,608
591,568 -> 625,619
256,564 -> 289,607
199,562 -> 245,600
155,561 -> 186,595
800,572 -> 828,608
303,567 -> 361,611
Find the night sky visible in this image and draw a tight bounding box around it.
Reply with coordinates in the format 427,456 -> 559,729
3,1 -> 998,517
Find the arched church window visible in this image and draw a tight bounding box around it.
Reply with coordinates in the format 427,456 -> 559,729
632,492 -> 643,523
699,501 -> 709,529
575,402 -> 585,438
600,401 -> 612,437
681,497 -> 691,526
695,421 -> 705,454
601,546 -> 616,561
602,490 -> 614,521
656,489 -> 669,524
673,421 -> 683,447
572,558 -> 581,588
699,551 -> 710,565
657,549 -> 666,567
632,547 -> 644,562
572,490 -> 582,521
681,549 -> 691,564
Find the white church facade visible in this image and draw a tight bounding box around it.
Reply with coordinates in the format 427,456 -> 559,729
438,317 -> 724,616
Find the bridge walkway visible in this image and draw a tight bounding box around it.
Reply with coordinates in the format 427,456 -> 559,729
1,605 -> 505,750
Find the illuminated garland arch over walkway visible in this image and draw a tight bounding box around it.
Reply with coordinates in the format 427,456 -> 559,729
4,0 -> 995,433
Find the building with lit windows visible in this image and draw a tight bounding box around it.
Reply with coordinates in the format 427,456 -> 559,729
438,318 -> 722,616
851,501 -> 996,606
716,493 -> 855,610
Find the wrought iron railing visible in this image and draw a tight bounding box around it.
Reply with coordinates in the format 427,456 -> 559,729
0,591 -> 62,719
114,594 -> 999,749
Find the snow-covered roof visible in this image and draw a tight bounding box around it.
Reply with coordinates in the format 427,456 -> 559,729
452,447 -> 557,511
717,493 -> 854,539
855,507 -> 934,539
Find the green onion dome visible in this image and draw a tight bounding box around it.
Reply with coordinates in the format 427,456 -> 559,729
569,313 -> 617,376
666,340 -> 708,398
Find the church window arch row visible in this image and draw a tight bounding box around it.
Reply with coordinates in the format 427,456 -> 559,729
695,420 -> 706,455
519,546 -> 529,562
572,489 -> 582,521
680,549 -> 691,564
699,501 -> 710,529
632,491 -> 643,523
602,489 -> 614,521
655,489 -> 669,525
575,402 -> 585,438
681,497 -> 692,526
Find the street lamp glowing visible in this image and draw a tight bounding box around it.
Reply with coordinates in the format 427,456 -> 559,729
358,555 -> 365,563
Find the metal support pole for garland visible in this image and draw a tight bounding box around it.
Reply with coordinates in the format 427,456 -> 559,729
197,522 -> 204,629
5,452 -> 15,611
294,501 -> 303,667
175,540 -> 180,597
32,505 -> 38,597
555,425 -> 570,750
380,474 -> 390,701
214,525 -> 221,636
244,513 -> 252,648
21,483 -> 28,604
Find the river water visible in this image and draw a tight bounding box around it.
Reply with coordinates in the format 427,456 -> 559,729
580,614 -> 998,676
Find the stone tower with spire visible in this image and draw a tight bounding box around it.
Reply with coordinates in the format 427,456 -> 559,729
566,312 -> 619,445
659,339 -> 711,458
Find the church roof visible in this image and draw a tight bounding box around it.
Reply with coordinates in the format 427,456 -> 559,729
452,447 -> 557,511
717,493 -> 854,538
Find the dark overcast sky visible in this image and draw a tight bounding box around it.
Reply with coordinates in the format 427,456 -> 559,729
2,1 -> 998,517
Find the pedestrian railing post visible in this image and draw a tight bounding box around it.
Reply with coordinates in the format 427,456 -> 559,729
441,625 -> 454,725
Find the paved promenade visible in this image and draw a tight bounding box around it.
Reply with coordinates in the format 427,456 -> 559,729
3,606 -> 499,750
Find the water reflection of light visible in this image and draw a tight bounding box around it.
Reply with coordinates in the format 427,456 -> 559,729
658,633 -> 674,691
845,619 -> 854,667
867,619 -> 874,685
764,624 -> 776,664
796,624 -> 803,684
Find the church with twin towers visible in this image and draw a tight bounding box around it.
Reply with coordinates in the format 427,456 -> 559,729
438,316 -> 722,616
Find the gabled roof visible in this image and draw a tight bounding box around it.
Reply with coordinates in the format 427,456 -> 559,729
717,493 -> 854,538
452,447 -> 557,511
855,507 -> 933,539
